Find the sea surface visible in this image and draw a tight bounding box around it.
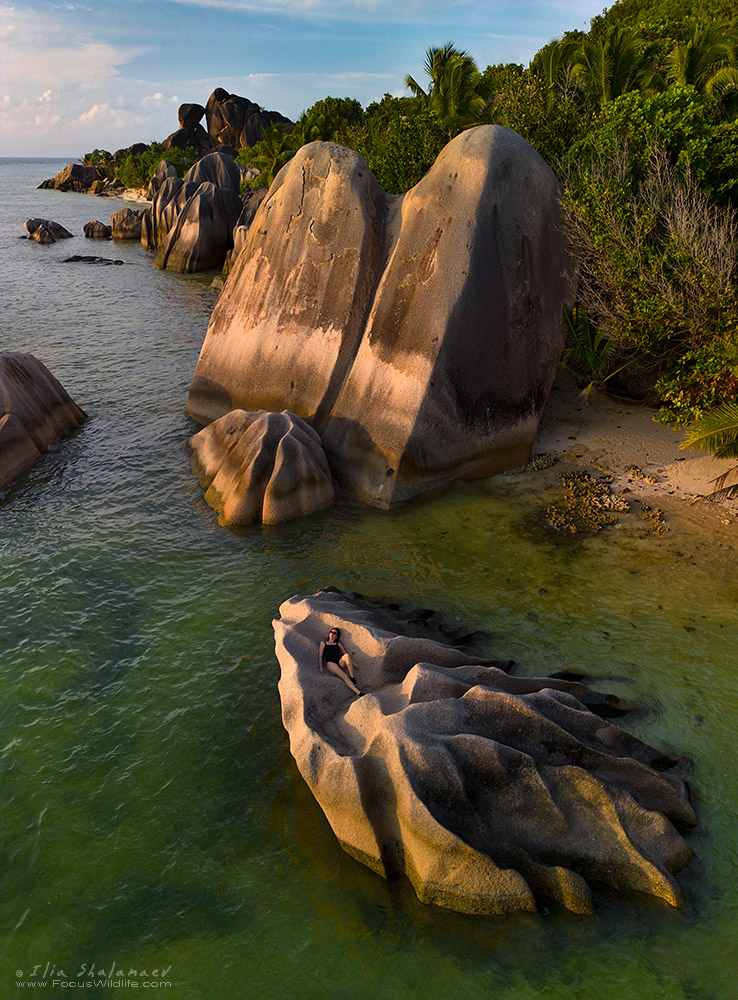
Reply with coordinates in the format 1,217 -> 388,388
1,158 -> 737,1000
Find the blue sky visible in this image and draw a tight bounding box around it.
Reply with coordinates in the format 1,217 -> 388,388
0,0 -> 605,157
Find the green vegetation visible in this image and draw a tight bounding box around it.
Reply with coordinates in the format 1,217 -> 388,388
80,142 -> 199,190
85,1 -> 738,464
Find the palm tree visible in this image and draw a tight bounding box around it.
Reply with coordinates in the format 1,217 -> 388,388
571,27 -> 655,106
665,24 -> 734,92
244,123 -> 295,187
707,64 -> 738,116
405,43 -> 491,134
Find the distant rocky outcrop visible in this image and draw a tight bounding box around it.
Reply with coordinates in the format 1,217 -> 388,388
275,588 -> 696,916
223,188 -> 268,275
187,126 -> 574,506
83,220 -> 112,239
110,208 -> 146,240
24,218 -> 74,243
205,87 -> 292,151
38,162 -> 100,192
189,409 -> 335,524
0,352 -> 86,488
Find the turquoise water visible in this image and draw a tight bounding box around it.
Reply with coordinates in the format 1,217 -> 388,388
1,159 -> 737,1000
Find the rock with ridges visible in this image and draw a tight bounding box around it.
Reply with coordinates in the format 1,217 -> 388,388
274,589 -> 696,916
0,352 -> 86,488
184,150 -> 241,193
83,220 -> 112,239
223,187 -> 268,275
205,87 -> 292,149
110,208 -> 146,240
154,181 -> 241,272
141,176 -> 198,251
187,127 -> 574,506
25,218 -> 74,241
189,409 -> 335,524
145,159 -> 178,201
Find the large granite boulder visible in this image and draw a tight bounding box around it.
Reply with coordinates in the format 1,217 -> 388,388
205,87 -> 292,150
25,218 -> 73,242
110,208 -> 146,240
153,181 -> 241,272
0,352 -> 86,488
223,187 -> 268,275
145,159 -> 178,201
275,589 -> 696,916
183,150 -> 241,192
178,102 -> 206,129
187,126 -> 574,506
189,409 -> 335,524
141,176 -> 198,251
162,123 -> 212,156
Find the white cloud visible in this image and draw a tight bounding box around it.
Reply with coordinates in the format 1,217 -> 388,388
38,89 -> 52,102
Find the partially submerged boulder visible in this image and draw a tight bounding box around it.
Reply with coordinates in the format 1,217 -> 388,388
189,409 -> 335,524
110,208 -> 146,240
0,352 -> 86,488
25,218 -> 73,242
83,220 -> 112,239
275,589 -> 696,916
187,126 -> 574,506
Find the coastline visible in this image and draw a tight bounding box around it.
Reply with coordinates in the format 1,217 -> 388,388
533,372 -> 738,522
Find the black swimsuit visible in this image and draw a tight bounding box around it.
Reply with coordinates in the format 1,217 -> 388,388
323,642 -> 342,664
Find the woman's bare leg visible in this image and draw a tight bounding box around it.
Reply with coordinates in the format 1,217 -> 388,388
326,661 -> 360,695
340,653 -> 359,680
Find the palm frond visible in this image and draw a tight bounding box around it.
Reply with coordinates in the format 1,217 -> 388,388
681,401 -> 738,459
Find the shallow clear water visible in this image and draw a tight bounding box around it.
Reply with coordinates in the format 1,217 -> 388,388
1,159 -> 737,1000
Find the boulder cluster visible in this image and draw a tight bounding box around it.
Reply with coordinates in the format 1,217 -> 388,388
275,589 -> 696,916
38,162 -> 126,196
163,89 -> 292,158
0,352 -> 86,489
188,126 -> 574,508
141,152 -> 259,273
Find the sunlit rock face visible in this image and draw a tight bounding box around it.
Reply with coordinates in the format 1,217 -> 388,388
0,352 -> 86,488
189,409 -> 335,524
274,589 -> 696,916
188,126 -> 574,507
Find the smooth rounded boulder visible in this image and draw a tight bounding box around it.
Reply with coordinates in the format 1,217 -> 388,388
0,352 -> 87,488
275,589 -> 696,916
25,218 -> 73,241
83,220 -> 112,239
187,127 -> 574,506
189,409 -> 335,524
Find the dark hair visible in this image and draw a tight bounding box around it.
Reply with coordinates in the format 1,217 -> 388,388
327,626 -> 341,641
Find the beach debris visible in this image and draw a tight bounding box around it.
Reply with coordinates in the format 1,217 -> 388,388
545,470 -> 630,532
189,409 -> 335,524
642,503 -> 669,533
275,588 -> 696,916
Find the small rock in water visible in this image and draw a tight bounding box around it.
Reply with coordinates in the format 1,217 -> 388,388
62,255 -> 124,265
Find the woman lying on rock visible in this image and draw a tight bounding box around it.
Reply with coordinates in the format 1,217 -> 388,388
319,627 -> 361,696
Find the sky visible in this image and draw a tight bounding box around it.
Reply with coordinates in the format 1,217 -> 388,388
0,0 -> 606,157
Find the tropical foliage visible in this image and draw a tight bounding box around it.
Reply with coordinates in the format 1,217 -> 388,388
84,1 -> 738,468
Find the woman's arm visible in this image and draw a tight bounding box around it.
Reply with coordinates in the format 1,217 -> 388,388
318,641 -> 326,673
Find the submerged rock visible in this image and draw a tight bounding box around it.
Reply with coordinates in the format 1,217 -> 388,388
275,588 -> 696,916
189,409 -> 335,524
188,126 -> 574,507
0,352 -> 86,488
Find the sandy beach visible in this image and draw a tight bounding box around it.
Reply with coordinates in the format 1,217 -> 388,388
533,372 -> 738,523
